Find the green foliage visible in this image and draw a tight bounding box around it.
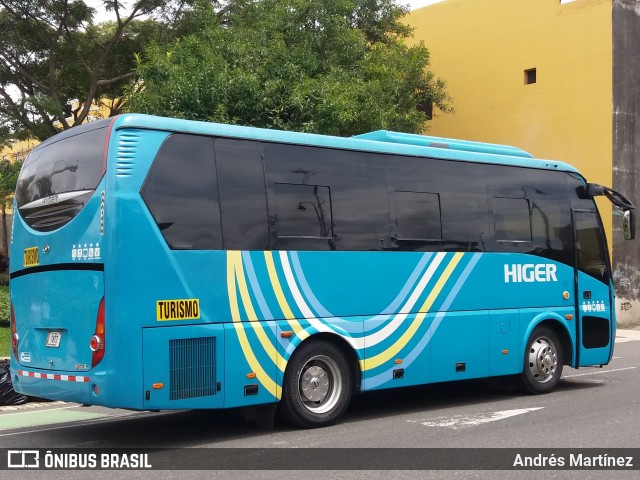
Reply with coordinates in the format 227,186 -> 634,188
0,159 -> 21,197
0,1 -> 192,145
0,287 -> 9,328
0,326 -> 8,358
127,0 -> 451,136
0,158 -> 22,258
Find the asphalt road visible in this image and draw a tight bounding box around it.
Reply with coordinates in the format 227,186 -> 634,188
1,330 -> 639,479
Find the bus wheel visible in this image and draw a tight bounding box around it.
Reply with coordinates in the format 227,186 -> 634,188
518,326 -> 564,394
281,340 -> 352,428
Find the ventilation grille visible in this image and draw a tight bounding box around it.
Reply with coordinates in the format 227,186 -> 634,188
116,131 -> 140,177
169,337 -> 216,401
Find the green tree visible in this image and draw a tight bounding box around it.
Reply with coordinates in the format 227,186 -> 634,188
0,1 -> 190,146
0,158 -> 21,261
127,0 -> 451,136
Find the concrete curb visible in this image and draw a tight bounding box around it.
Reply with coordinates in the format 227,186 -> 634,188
616,328 -> 640,342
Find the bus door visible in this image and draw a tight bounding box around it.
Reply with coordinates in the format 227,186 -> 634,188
572,210 -> 613,366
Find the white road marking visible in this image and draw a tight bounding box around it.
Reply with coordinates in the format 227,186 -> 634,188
563,366 -> 637,378
408,407 -> 544,429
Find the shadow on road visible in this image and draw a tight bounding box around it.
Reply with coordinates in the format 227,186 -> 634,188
2,375 -> 605,449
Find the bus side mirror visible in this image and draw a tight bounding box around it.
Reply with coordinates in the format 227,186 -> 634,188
623,209 -> 636,240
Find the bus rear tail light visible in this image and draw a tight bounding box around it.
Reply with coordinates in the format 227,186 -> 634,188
91,298 -> 106,367
10,302 -> 18,360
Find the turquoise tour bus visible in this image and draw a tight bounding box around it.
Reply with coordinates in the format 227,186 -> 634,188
9,114 -> 635,427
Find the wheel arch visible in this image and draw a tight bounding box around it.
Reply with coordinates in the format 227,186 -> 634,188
522,314 -> 574,366
288,332 -> 362,394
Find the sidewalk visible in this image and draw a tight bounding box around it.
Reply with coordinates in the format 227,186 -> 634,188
615,328 -> 640,342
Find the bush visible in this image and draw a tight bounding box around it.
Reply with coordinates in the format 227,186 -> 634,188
0,288 -> 8,327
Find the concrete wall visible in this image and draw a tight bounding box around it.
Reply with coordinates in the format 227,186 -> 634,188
612,0 -> 640,326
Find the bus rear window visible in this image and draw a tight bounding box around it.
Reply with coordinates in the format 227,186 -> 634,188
15,125 -> 108,232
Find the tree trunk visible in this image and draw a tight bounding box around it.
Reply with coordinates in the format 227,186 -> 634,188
1,201 -> 8,259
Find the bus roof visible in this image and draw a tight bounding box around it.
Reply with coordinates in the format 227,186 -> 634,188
353,130 -> 534,159
114,114 -> 580,174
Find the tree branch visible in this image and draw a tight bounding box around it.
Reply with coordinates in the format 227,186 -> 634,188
96,71 -> 136,86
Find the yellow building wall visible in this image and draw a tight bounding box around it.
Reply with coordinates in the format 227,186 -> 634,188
0,98 -> 114,165
408,0 -> 613,238
0,138 -> 38,164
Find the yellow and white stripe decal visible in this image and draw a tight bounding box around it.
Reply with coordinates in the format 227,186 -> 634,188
362,252 -> 464,371
227,252 -> 282,399
230,251 -> 287,372
278,251 -> 357,347
351,252 -> 446,349
264,251 -> 308,340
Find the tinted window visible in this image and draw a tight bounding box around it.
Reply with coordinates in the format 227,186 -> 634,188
264,143 -> 389,251
385,156 -> 489,252
487,165 -> 573,265
567,172 -> 598,210
215,138 -> 269,250
273,183 -> 332,238
16,124 -> 108,231
141,134 -> 221,249
392,191 -> 442,240
575,211 -> 609,283
493,197 -> 531,241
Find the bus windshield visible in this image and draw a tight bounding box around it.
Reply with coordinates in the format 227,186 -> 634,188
15,122 -> 109,231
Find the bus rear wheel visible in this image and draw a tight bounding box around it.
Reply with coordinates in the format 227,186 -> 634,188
281,340 -> 352,428
518,326 -> 564,394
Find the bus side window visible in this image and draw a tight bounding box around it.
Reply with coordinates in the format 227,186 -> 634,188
263,143 -> 389,251
141,134 -> 222,250
493,197 -> 532,242
385,156 -> 489,252
575,212 -> 610,283
272,183 -> 333,239
391,191 -> 442,241
487,165 -> 573,264
214,138 -> 270,250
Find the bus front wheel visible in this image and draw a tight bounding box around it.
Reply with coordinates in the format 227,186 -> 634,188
281,340 -> 353,428
519,326 -> 564,394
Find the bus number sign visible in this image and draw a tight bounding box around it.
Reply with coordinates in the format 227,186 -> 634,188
23,247 -> 39,267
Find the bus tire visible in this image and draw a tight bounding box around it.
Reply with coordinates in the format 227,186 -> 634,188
518,326 -> 564,394
281,340 -> 352,428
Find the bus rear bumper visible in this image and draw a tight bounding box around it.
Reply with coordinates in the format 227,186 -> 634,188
11,367 -> 92,405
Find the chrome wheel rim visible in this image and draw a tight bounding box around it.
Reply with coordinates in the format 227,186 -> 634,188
528,336 -> 558,383
298,355 -> 342,414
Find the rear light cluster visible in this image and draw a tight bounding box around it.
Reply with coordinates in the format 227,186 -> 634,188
90,297 -> 106,367
10,302 -> 18,360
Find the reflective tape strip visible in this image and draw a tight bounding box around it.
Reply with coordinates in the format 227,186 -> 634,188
17,370 -> 89,383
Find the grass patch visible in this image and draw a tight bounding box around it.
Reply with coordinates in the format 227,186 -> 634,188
0,325 -> 8,358
0,285 -> 8,327
0,286 -> 9,357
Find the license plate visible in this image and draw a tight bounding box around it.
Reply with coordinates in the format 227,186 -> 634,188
24,247 -> 39,267
46,331 -> 62,348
